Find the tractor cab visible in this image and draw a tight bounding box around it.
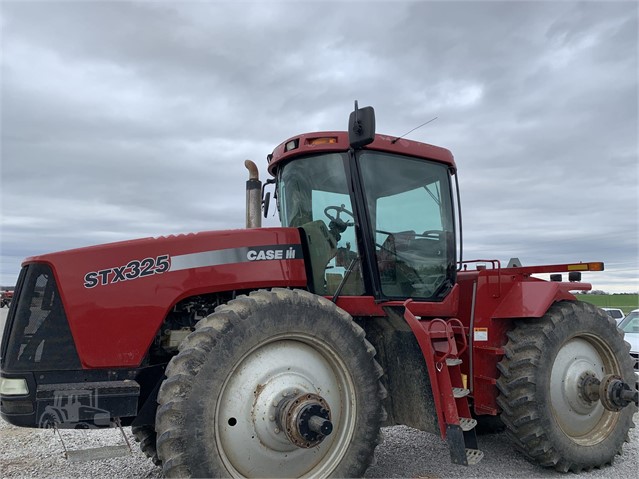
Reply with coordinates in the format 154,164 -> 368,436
268,104 -> 458,302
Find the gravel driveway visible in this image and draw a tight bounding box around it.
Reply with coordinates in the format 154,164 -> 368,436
1,416 -> 637,478
1,309 -> 637,478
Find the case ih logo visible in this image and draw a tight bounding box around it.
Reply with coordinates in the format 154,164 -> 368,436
247,246 -> 298,261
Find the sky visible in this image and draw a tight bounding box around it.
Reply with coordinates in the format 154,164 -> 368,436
1,0 -> 637,293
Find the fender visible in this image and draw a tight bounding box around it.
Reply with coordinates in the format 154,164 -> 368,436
491,279 -> 580,319
459,267 -> 594,415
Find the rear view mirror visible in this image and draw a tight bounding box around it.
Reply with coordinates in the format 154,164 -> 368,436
263,191 -> 271,218
262,178 -> 276,218
348,101 -> 375,149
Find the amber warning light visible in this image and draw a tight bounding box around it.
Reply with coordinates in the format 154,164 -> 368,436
567,262 -> 604,272
306,137 -> 338,146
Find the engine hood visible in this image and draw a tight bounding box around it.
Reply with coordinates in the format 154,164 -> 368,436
20,227 -> 307,368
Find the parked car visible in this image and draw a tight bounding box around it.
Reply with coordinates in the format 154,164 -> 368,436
601,307 -> 625,324
618,309 -> 639,385
0,290 -> 13,308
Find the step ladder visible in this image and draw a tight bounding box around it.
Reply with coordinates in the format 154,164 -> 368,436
53,417 -> 132,462
403,301 -> 484,466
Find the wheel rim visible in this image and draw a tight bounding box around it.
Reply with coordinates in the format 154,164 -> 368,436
550,336 -> 620,444
215,333 -> 356,478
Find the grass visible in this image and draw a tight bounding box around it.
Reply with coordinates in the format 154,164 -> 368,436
574,294 -> 638,316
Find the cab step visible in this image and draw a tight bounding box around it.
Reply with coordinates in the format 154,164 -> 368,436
459,417 -> 477,431
401,307 -> 482,467
54,418 -> 132,462
466,448 -> 484,465
452,387 -> 470,398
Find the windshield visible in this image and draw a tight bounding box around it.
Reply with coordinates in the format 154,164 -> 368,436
619,311 -> 639,333
358,151 -> 455,300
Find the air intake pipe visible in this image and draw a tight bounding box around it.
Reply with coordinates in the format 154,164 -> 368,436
245,160 -> 262,228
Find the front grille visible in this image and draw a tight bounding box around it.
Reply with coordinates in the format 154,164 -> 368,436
630,352 -> 639,372
3,264 -> 80,371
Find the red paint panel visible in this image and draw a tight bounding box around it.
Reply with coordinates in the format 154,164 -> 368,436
24,228 -> 306,369
331,296 -> 387,316
491,281 -> 561,319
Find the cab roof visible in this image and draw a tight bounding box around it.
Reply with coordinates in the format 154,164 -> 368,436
267,131 -> 456,176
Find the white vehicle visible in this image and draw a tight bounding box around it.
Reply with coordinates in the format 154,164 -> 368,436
618,310 -> 639,385
602,307 -> 625,324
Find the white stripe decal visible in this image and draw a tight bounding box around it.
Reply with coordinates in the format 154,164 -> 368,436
169,248 -> 249,272
168,244 -> 303,273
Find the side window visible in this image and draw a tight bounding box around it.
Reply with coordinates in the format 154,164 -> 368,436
278,154 -> 364,296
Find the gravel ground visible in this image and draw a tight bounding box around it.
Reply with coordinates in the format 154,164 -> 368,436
1,310 -> 638,477
1,415 -> 637,478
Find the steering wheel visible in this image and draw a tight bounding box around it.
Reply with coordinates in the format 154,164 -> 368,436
324,204 -> 355,226
324,205 -> 354,241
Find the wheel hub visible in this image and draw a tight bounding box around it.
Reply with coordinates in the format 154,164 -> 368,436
216,337 -> 356,477
550,337 -> 608,436
578,372 -> 639,412
279,393 -> 333,448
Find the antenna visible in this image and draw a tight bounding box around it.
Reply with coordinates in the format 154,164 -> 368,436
391,116 -> 438,144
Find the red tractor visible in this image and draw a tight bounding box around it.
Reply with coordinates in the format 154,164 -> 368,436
1,103 -> 636,477
0,289 -> 13,308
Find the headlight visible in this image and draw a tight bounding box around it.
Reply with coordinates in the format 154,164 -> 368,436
0,378 -> 29,395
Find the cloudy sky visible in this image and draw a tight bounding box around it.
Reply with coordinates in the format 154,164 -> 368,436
1,0 -> 637,292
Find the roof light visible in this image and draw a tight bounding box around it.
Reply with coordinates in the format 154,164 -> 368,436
285,139 -> 299,152
306,137 -> 338,146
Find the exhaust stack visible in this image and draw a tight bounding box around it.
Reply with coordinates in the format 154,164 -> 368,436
245,160 -> 262,228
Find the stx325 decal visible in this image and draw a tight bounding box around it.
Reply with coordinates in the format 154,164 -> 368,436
84,255 -> 170,288
83,245 -> 303,288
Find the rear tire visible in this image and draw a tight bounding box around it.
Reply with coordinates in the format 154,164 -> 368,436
156,288 -> 386,478
497,301 -> 636,472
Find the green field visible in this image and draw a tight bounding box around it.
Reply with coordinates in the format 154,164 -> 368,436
574,294 -> 638,316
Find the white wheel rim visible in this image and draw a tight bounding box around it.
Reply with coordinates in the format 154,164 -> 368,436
216,333 -> 356,477
550,336 -> 619,444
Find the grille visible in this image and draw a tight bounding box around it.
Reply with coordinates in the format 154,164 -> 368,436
630,352 -> 639,372
3,264 -> 80,371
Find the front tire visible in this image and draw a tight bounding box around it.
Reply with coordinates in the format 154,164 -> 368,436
156,288 -> 386,478
132,425 -> 161,466
496,301 -> 636,472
